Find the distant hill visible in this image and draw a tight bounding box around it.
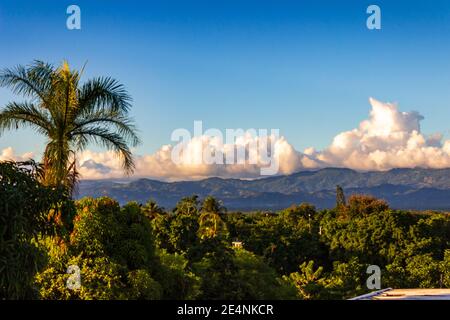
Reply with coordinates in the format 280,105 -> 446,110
76,167 -> 450,211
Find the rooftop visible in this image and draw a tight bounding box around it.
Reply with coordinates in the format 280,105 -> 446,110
350,288 -> 450,300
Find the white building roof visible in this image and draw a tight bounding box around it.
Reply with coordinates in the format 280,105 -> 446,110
351,288 -> 450,300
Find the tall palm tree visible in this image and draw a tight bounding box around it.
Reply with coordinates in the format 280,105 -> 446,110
198,211 -> 227,240
0,60 -> 140,193
197,196 -> 228,240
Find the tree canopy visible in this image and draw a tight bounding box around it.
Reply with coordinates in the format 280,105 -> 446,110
2,163 -> 450,300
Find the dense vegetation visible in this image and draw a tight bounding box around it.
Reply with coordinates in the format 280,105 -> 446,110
76,168 -> 450,210
1,161 -> 450,300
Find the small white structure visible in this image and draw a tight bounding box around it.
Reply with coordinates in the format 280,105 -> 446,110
232,241 -> 243,249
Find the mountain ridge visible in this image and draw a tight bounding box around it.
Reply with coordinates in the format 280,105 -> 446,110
76,167 -> 450,211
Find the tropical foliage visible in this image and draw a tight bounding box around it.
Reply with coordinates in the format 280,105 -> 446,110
2,159 -> 450,300
0,60 -> 140,192
0,161 -> 73,299
1,61 -> 449,299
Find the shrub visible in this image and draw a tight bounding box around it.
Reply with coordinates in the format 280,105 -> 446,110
0,161 -> 73,299
35,197 -> 161,300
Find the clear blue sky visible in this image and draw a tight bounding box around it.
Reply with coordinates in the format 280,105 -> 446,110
1,0 -> 450,156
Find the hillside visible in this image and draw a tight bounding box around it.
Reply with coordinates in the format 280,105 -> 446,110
77,167 -> 450,210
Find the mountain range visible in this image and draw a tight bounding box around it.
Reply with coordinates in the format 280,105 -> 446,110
76,167 -> 450,211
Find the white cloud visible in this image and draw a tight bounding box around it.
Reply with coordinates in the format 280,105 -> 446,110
76,135 -> 312,181
316,97 -> 450,170
0,147 -> 34,162
3,98 -> 450,180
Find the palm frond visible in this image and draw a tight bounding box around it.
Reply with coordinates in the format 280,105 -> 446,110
77,77 -> 132,116
71,110 -> 140,147
72,128 -> 135,174
0,102 -> 52,135
0,61 -> 53,104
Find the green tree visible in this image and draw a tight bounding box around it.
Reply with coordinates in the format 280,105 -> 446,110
198,196 -> 228,240
155,249 -> 202,299
191,242 -> 239,299
346,194 -> 389,217
201,196 -> 226,216
142,199 -> 165,219
173,195 -> 200,216
35,198 -> 162,299
0,60 -> 140,192
325,258 -> 366,299
440,250 -> 450,287
283,261 -> 327,300
169,212 -> 200,254
232,249 -> 297,299
404,254 -> 441,288
336,185 -> 346,207
0,161 -> 73,299
228,210 -> 326,275
162,196 -> 201,254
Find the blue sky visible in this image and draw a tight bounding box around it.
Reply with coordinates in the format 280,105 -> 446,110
1,0 -> 450,158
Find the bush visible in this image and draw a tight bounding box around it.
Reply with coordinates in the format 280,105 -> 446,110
345,194 -> 389,217
155,249 -> 201,300
232,249 -> 297,299
0,161 -> 73,299
35,197 -> 162,300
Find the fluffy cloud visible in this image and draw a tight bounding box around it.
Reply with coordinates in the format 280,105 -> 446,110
316,98 -> 450,170
2,98 -> 450,180
0,147 -> 34,162
77,135 -> 314,181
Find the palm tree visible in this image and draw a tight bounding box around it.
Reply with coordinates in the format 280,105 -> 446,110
198,211 -> 227,239
197,196 -> 228,240
200,196 -> 226,217
0,60 -> 140,193
173,195 -> 200,216
142,199 -> 165,219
